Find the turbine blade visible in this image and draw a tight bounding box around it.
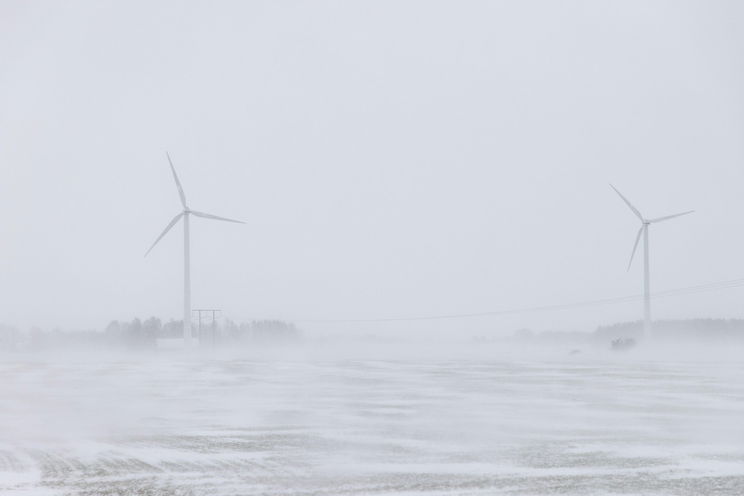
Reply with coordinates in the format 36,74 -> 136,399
627,226 -> 643,271
145,212 -> 184,256
649,210 -> 695,223
166,152 -> 188,208
191,210 -> 245,224
610,184 -> 644,221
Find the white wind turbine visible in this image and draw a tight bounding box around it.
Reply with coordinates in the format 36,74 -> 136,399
146,153 -> 244,347
610,184 -> 693,335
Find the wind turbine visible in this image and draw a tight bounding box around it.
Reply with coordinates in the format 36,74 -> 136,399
146,153 -> 244,347
610,184 -> 693,335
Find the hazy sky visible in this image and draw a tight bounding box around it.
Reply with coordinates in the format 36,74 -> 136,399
1,1 -> 743,335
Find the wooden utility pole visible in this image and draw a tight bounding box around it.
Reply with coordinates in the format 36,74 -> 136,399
192,309 -> 221,345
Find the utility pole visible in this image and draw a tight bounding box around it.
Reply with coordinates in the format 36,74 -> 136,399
192,309 -> 221,345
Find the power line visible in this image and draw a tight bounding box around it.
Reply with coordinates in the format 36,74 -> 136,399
288,277 -> 744,323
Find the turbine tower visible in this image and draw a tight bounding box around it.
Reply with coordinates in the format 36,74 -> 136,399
146,153 -> 244,347
610,185 -> 693,335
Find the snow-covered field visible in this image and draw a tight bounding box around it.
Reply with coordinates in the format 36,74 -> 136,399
1,349 -> 743,495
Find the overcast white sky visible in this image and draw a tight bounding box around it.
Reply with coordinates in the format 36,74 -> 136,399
1,1 -> 743,335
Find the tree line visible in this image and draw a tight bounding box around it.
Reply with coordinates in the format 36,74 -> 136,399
0,318 -> 300,351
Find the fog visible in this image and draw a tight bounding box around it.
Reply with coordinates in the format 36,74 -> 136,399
2,1 -> 744,334
3,1 -> 744,494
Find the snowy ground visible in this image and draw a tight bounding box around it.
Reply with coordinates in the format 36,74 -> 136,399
1,348 -> 743,495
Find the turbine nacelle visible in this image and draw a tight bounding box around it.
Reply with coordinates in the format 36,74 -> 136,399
609,184 -> 693,271
145,154 -> 245,257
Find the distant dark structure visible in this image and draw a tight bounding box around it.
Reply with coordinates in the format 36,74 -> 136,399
611,337 -> 636,351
